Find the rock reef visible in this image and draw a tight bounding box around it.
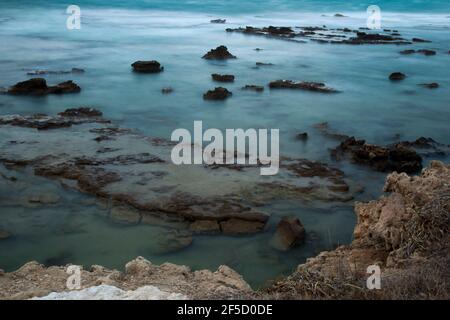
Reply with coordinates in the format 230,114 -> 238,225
202,46 -> 236,60
7,78 -> 81,95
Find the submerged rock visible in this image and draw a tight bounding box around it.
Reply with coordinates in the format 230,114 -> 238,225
203,87 -> 232,100
412,37 -> 431,43
270,217 -> 306,251
161,87 -> 173,94
210,19 -> 226,24
269,80 -> 338,93
419,83 -> 439,89
202,46 -> 236,60
389,72 -> 406,81
296,132 -> 308,141
131,60 -> 164,73
7,78 -> 81,95
399,49 -> 416,55
26,68 -> 85,76
417,49 -> 436,56
211,73 -> 235,82
241,85 -> 264,92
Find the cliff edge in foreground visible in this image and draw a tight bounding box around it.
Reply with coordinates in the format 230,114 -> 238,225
0,161 -> 449,299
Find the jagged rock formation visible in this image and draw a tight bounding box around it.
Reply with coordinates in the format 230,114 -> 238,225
6,78 -> 81,95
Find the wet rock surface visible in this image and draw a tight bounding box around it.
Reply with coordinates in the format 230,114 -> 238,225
131,60 -> 164,73
6,78 -> 81,95
210,19 -> 226,24
203,87 -> 232,100
202,46 -> 236,60
269,80 -> 338,93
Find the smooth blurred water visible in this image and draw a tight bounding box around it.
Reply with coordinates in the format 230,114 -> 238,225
0,1 -> 449,287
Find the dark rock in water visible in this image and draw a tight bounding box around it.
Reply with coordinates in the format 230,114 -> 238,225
389,72 -> 406,81
7,78 -> 47,95
334,13 -> 346,17
254,48 -> 263,51
58,107 -> 102,118
50,81 -> 81,94
332,137 -> 422,173
296,132 -> 308,141
419,83 -> 439,89
161,87 -> 174,94
71,68 -> 85,73
210,19 -> 226,24
400,49 -> 416,55
0,230 -> 12,240
155,230 -> 193,254
269,80 -> 338,93
412,37 -> 431,43
131,60 -> 164,73
202,46 -> 236,60
7,78 -> 81,95
242,85 -> 264,92
417,49 -> 436,56
255,62 -> 273,66
203,87 -> 232,100
270,217 -> 306,251
211,73 -> 235,82
43,251 -> 73,267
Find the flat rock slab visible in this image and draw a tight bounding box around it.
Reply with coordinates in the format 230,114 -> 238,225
0,111 -> 356,235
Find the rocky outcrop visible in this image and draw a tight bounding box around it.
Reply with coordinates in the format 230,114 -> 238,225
202,46 -> 236,60
270,217 -> 306,251
211,74 -> 235,82
331,137 -> 422,173
7,78 -> 81,95
264,161 -> 450,299
203,87 -> 232,100
131,61 -> 164,73
269,80 -> 338,93
0,257 -> 252,299
226,25 -> 411,45
161,87 -> 173,94
389,72 -> 406,81
0,111 -> 355,237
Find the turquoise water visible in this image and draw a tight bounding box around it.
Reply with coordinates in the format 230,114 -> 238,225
0,1 -> 450,287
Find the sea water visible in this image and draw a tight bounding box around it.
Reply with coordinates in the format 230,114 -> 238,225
0,0 -> 449,288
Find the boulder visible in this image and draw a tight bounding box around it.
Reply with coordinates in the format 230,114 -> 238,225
203,87 -> 232,100
131,60 -> 164,73
211,74 -> 235,82
389,72 -> 406,81
270,217 -> 306,251
202,46 -> 236,60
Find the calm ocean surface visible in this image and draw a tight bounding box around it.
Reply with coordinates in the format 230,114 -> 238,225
0,0 -> 449,287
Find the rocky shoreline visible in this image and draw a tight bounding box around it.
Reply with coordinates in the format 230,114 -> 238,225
0,161 -> 448,299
